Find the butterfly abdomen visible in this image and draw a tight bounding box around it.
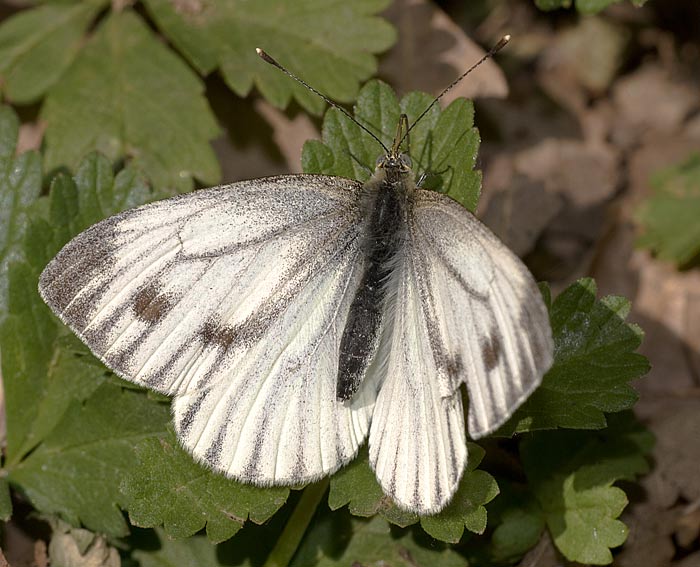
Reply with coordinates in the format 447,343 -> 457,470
336,175 -> 408,401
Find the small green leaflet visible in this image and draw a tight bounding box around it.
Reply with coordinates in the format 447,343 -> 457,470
329,444 -> 499,543
521,412 -> 653,564
635,152 -> 700,266
143,0 -> 396,115
499,278 -> 649,434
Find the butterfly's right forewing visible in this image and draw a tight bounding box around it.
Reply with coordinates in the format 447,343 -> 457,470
39,175 -> 379,484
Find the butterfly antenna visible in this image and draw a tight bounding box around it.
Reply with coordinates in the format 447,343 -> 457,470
399,34 -> 511,148
256,48 -> 390,154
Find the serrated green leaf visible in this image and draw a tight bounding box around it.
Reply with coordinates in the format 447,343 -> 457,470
0,477 -> 12,521
534,0 -> 647,12
329,444 -> 498,542
1,152 -> 152,464
144,0 -> 396,115
133,528 -> 237,567
0,2 -> 105,103
123,430 -> 289,543
302,80 -> 481,211
42,10 -> 220,193
634,153 -> 700,265
521,412 -> 653,564
8,383 -> 170,537
292,513 -> 467,567
500,278 -> 650,434
490,502 -> 545,562
0,106 -> 42,325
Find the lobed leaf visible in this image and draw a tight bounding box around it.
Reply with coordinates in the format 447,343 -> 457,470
41,10 -> 221,193
8,383 -> 171,537
123,430 -> 289,543
144,0 -> 396,114
500,278 -> 650,434
329,444 -> 498,542
521,412 -> 653,564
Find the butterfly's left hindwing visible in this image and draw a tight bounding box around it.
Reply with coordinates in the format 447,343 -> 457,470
39,175 -> 379,484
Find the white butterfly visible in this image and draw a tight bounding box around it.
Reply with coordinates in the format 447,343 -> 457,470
38,44 -> 553,515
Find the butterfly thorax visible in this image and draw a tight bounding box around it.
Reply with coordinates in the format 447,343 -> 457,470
336,156 -> 412,401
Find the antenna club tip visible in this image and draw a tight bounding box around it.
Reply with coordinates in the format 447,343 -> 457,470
503,34 -> 511,43
256,48 -> 277,66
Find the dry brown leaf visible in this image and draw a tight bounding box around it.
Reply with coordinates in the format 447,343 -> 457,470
650,400 -> 700,503
612,64 -> 699,144
379,0 -> 508,101
514,138 -> 620,207
616,501 -> 677,567
480,173 -> 562,256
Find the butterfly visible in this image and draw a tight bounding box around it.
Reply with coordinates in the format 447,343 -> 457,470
38,40 -> 553,515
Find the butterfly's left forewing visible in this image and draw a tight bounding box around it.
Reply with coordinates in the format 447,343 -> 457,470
39,175 -> 379,484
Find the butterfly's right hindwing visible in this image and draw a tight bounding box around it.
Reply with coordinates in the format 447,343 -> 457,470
39,175 -> 378,484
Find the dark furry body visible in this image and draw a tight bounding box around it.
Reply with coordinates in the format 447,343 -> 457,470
337,167 -> 411,400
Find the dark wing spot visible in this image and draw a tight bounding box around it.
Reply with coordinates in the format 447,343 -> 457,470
481,332 -> 501,371
133,283 -> 172,323
200,320 -> 238,349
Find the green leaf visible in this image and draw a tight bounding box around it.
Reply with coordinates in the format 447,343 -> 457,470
634,153 -> 700,265
133,529 -> 235,567
0,105 -> 42,325
144,0 -> 396,114
123,430 -> 289,543
302,80 -> 481,211
8,383 -> 170,537
42,10 -> 220,193
0,478 -> 12,521
1,153 -> 152,464
0,2 -> 105,103
489,494 -> 545,563
292,513 -> 468,567
500,278 -> 650,434
534,0 -> 647,13
329,444 -> 498,542
521,412 -> 653,564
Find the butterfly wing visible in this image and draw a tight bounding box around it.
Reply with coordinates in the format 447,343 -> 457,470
39,174 -> 377,484
369,188 -> 553,513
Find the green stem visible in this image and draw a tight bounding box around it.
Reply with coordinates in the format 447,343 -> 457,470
263,477 -> 329,567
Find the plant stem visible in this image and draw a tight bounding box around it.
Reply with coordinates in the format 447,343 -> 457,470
262,478 -> 329,567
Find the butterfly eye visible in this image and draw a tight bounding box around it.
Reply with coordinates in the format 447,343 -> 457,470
375,154 -> 386,168
399,153 -> 412,169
